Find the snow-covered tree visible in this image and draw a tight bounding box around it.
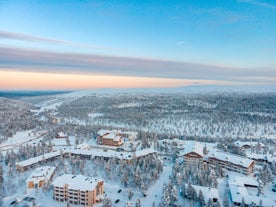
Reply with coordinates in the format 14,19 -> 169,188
198,189 -> 205,206
259,164 -> 273,187
102,197 -> 112,207
135,199 -> 141,207
124,201 -> 132,207
128,190 -> 134,200
0,165 -> 3,183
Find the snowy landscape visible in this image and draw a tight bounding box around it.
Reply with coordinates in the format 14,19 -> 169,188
0,89 -> 275,207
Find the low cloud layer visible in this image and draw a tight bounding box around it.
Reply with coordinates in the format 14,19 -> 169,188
0,46 -> 275,84
0,31 -> 110,50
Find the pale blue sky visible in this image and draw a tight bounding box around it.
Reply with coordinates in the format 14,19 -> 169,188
0,0 -> 275,89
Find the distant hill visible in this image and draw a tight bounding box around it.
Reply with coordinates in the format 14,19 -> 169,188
0,90 -> 71,99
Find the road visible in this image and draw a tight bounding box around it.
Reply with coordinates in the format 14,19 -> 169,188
140,164 -> 172,206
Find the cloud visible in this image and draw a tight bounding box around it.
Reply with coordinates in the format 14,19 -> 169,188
0,30 -> 112,50
0,46 -> 275,84
238,0 -> 276,10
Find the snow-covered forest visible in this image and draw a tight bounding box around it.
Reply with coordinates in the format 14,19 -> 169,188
55,92 -> 276,139
0,90 -> 275,207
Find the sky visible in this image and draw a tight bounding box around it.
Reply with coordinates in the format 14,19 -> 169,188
0,0 -> 275,90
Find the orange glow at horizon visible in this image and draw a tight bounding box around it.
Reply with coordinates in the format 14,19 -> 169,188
0,70 -> 231,90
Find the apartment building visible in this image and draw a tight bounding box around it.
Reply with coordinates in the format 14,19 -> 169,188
179,141 -> 204,165
208,150 -> 255,175
52,174 -> 104,207
98,130 -> 124,146
26,166 -> 55,189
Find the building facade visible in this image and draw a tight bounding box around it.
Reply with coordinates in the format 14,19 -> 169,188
26,166 -> 55,189
180,141 -> 204,165
208,151 -> 255,175
99,131 -> 124,146
53,174 -> 104,207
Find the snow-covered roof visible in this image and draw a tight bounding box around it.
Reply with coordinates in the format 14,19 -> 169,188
228,174 -> 258,187
180,141 -> 203,157
207,150 -> 254,168
245,151 -> 276,163
16,147 -> 156,170
16,150 -> 62,168
234,141 -> 264,148
100,131 -> 124,142
68,148 -> 156,160
98,129 -> 137,139
57,132 -> 67,137
75,143 -> 91,150
185,184 -> 218,200
26,166 -> 55,184
228,179 -> 276,206
98,129 -> 110,136
52,174 -> 103,191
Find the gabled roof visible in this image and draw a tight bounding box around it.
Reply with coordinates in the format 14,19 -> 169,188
57,132 -> 67,137
180,141 -> 204,158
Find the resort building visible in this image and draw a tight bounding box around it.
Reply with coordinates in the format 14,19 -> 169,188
98,130 -> 124,146
56,132 -> 68,139
207,150 -> 255,175
52,174 -> 104,207
179,141 -> 204,165
16,148 -> 157,172
184,184 -> 219,203
228,175 -> 276,206
26,166 -> 56,189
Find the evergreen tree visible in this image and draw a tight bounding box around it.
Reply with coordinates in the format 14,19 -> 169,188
124,201 -> 132,207
181,184 -> 186,198
135,199 -> 141,207
207,198 -> 213,207
259,164 -> 273,187
186,183 -> 194,199
102,197 -> 112,207
198,189 -> 205,206
128,190 -> 134,200
0,165 -> 3,183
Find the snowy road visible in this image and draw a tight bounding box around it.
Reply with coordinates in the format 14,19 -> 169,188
0,131 -> 46,152
140,164 -> 172,206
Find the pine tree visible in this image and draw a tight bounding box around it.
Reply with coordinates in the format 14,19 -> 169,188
198,189 -> 205,206
186,183 -> 194,199
181,184 -> 186,198
124,201 -> 132,207
135,199 -> 141,207
102,197 -> 112,207
207,198 -> 213,207
0,165 -> 3,183
128,190 -> 134,200
259,164 -> 273,187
